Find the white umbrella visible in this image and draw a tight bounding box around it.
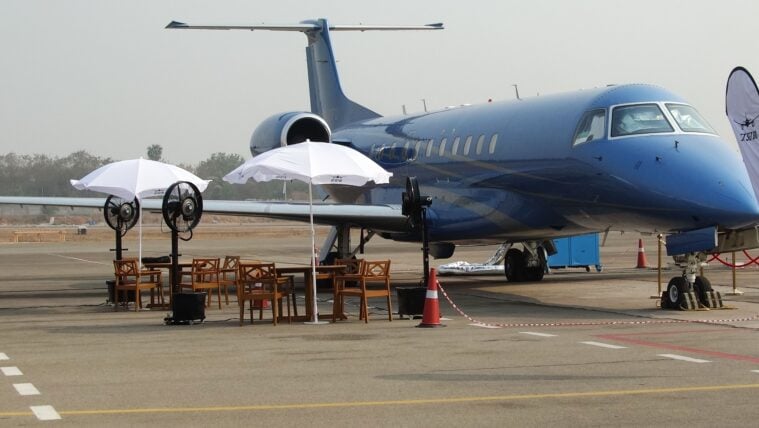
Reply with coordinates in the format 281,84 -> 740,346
71,158 -> 210,263
223,141 -> 392,324
71,158 -> 209,201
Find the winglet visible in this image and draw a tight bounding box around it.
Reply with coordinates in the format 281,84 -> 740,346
165,21 -> 187,29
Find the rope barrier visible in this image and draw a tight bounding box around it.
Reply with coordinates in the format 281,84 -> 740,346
706,250 -> 759,268
710,253 -> 755,268
744,250 -> 759,264
435,280 -> 759,328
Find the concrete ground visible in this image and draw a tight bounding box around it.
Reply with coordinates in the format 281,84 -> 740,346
1,224 -> 759,426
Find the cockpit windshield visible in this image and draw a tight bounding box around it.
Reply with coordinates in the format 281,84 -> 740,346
611,104 -> 673,137
573,109 -> 606,146
665,103 -> 716,134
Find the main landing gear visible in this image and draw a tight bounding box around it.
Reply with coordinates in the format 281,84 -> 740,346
504,242 -> 548,282
661,252 -> 721,310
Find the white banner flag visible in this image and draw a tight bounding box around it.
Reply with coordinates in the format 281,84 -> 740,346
726,66 -> 759,202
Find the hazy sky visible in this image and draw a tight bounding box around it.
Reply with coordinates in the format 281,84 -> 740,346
2,0 -> 758,165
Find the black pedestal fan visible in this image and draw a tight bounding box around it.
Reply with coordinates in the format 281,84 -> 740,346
103,195 -> 140,260
402,176 -> 432,286
161,181 -> 203,296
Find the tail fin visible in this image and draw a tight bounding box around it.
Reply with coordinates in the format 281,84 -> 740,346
303,20 -> 380,128
166,19 -> 443,129
726,66 -> 759,202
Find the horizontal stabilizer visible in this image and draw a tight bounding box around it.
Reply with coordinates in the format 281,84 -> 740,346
167,18 -> 443,129
165,20 -> 444,32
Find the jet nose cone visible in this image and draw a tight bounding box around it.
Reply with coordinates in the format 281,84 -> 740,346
708,180 -> 759,229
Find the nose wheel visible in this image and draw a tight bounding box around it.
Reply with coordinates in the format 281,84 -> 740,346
662,252 -> 721,310
663,277 -> 687,309
662,275 -> 714,309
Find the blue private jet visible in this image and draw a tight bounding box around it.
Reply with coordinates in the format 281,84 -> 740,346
3,19 -> 759,310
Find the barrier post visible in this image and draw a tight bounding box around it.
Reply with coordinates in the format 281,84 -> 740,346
726,251 -> 744,296
652,234 -> 662,299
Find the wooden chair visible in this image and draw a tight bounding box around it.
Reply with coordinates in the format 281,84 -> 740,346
237,262 -> 292,326
335,260 -> 392,323
113,258 -> 162,311
331,258 -> 364,322
219,255 -> 240,305
178,258 -> 222,309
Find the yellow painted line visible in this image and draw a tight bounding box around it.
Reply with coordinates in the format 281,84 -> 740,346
0,383 -> 755,418
0,411 -> 31,417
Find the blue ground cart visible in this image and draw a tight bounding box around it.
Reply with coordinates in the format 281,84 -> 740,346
547,233 -> 602,272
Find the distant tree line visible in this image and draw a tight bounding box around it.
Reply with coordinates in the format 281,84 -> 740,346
0,148 -> 307,200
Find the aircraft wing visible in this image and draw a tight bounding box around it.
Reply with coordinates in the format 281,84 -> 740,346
0,196 -> 109,209
0,196 -> 409,232
194,200 -> 407,231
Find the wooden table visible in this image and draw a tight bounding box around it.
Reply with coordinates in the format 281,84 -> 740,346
143,261 -> 192,309
276,265 -> 345,322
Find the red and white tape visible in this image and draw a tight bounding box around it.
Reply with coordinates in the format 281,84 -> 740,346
435,280 -> 759,328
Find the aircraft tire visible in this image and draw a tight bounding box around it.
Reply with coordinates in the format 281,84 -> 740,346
524,267 -> 544,282
318,251 -> 341,288
505,248 -> 525,282
694,276 -> 713,307
523,246 -> 547,282
665,277 -> 687,309
322,251 -> 338,265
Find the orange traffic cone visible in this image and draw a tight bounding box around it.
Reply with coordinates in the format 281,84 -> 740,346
417,268 -> 446,328
636,238 -> 648,268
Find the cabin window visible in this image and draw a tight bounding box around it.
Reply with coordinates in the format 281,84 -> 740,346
476,134 -> 485,155
665,103 -> 716,134
439,138 -> 447,156
426,139 -> 434,157
572,109 -> 606,146
463,136 -> 472,155
451,136 -> 460,155
611,104 -> 673,137
488,134 -> 498,154
415,141 -> 423,158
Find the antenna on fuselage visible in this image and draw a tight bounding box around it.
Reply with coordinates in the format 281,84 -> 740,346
512,84 -> 521,100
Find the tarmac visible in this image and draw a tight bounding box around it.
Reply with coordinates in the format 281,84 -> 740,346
1,223 -> 759,426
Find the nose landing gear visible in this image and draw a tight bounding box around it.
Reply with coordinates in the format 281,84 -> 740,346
661,252 -> 722,310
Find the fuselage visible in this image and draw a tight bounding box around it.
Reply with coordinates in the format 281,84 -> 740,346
332,84 -> 759,243
164,19 -> 759,246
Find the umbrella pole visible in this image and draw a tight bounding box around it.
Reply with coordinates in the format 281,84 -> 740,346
138,202 -> 143,268
305,181 -> 326,325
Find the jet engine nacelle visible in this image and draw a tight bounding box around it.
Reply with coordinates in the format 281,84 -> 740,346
250,112 -> 331,156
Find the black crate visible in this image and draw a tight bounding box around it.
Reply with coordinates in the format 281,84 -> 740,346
396,287 -> 426,318
168,292 -> 206,324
